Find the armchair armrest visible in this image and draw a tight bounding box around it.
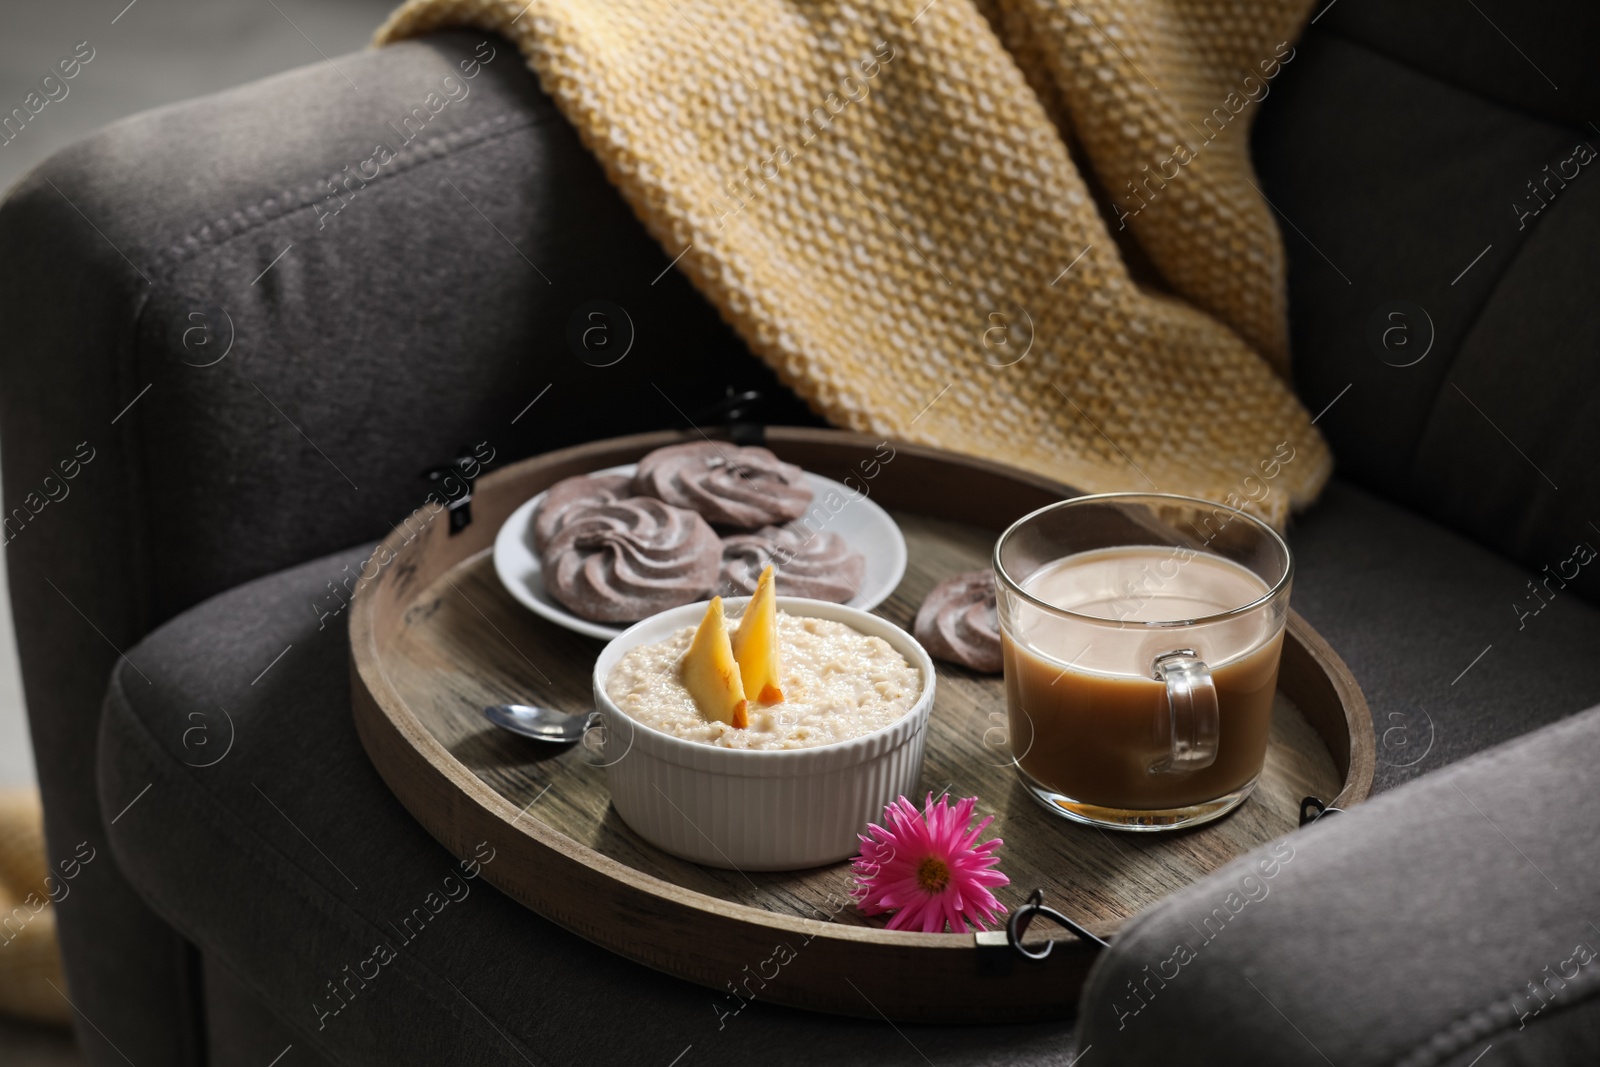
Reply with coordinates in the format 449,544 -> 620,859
1073,706 -> 1600,1065
0,30 -> 781,1063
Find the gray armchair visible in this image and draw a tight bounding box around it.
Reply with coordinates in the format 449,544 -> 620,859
3,4 -> 1598,1064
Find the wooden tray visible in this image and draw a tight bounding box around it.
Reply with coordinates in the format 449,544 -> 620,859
350,428 -> 1374,1023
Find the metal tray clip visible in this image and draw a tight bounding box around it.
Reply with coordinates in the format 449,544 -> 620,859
1001,888 -> 1110,962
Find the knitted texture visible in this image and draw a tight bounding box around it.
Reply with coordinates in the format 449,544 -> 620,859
0,789 -> 68,1026
376,0 -> 1330,525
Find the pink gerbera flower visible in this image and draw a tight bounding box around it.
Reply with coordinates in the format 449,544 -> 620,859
851,793 -> 1010,933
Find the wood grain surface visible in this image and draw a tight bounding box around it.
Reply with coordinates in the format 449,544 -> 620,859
350,428 -> 1374,1022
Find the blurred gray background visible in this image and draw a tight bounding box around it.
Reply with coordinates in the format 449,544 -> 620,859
0,0 -> 399,1057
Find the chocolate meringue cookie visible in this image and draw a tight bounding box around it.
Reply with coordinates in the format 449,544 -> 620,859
541,498 -> 721,623
914,571 -> 1002,673
721,525 -> 866,603
532,472 -> 634,553
633,442 -> 813,529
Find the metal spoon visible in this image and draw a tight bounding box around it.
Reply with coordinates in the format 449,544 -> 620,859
483,704 -> 593,744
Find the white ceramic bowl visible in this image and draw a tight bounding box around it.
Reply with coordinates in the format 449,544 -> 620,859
591,597 -> 936,871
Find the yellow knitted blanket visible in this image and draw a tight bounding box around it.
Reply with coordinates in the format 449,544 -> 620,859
0,789 -> 69,1026
377,0 -> 1330,525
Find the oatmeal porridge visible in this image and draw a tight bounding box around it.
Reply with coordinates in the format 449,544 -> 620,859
605,611 -> 922,749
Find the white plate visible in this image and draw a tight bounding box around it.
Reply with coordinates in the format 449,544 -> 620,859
492,464 -> 908,640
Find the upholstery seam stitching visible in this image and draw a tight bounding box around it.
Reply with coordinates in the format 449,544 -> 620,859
1311,24 -> 1592,135
101,660 -> 447,1050
103,658 -> 540,1064
1390,967 -> 1600,1067
207,954 -> 357,1067
144,107 -> 552,286
1397,130 -> 1583,500
1301,25 -> 1587,498
102,653 -> 552,1067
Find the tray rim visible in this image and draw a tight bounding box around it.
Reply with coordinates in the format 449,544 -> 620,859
349,427 -> 1375,1021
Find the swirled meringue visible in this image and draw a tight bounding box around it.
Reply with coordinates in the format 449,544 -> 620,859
632,442 -> 812,529
532,472 -> 634,553
541,498 -> 721,622
720,525 -> 866,604
914,571 -> 1002,673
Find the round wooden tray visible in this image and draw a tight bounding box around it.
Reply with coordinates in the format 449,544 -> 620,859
350,428 -> 1374,1023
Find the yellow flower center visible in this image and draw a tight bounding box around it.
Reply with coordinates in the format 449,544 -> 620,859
916,855 -> 951,893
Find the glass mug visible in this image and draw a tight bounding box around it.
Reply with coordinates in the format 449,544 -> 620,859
993,493 -> 1292,831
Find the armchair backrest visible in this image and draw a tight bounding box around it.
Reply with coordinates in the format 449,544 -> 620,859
1254,1 -> 1600,602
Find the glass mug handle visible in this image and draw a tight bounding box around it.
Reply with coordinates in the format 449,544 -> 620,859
1151,649 -> 1219,772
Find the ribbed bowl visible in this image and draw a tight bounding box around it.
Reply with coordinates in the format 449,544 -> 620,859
592,597 -> 936,870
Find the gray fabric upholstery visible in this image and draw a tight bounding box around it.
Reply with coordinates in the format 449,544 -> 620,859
1254,11 -> 1600,605
97,479 -> 1600,1063
0,31 -> 812,1064
1315,0 -> 1600,125
1073,705 -> 1600,1065
99,546 -> 1072,1067
204,957 -> 335,1067
1287,483 -> 1600,793
5,2 -> 1599,1063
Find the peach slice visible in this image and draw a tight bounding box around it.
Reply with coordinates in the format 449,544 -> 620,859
681,596 -> 749,728
732,565 -> 785,704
